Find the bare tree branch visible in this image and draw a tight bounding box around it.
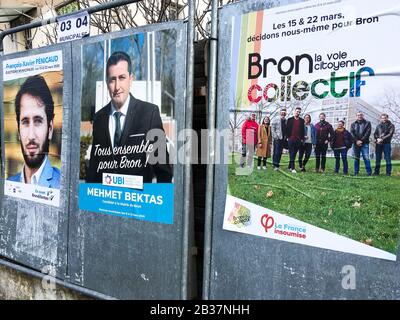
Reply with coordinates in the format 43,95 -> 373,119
22,0 -> 244,48
378,89 -> 400,143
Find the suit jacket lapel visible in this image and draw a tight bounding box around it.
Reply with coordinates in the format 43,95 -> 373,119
38,157 -> 53,188
98,103 -> 112,147
120,95 -> 139,146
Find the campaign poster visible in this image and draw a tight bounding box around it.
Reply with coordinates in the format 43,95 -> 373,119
225,0 -> 400,260
78,30 -> 175,224
3,51 -> 63,207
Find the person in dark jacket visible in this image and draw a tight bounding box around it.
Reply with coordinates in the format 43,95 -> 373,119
298,114 -> 316,172
331,120 -> 353,175
285,107 -> 305,173
373,113 -> 395,176
350,112 -> 372,176
87,52 -> 172,183
314,113 -> 334,173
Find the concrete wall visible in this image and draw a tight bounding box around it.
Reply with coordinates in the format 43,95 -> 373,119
0,264 -> 91,300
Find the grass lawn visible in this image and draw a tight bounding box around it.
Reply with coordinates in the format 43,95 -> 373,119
228,153 -> 400,253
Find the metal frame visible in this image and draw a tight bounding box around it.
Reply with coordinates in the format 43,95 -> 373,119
0,258 -> 116,300
208,0 -> 400,300
0,0 -> 196,300
0,41 -> 73,281
67,21 -> 189,300
181,0 -> 195,300
0,0 -> 142,53
202,0 -> 218,300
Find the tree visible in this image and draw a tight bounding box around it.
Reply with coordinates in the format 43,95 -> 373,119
379,89 -> 400,143
13,0 -> 245,47
3,0 -> 284,52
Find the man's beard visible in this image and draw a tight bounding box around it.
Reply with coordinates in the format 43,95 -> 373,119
21,138 -> 50,169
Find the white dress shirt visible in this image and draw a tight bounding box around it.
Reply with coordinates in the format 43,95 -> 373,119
108,95 -> 130,148
305,124 -> 312,143
20,155 -> 48,184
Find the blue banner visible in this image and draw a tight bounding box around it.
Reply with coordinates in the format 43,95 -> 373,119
79,183 -> 174,224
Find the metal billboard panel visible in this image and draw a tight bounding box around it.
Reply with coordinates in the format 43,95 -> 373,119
210,0 -> 400,299
67,21 -> 187,299
0,43 -> 73,279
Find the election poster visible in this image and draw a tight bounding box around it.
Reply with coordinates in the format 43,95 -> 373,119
3,51 -> 63,207
78,30 -> 175,224
224,0 -> 400,260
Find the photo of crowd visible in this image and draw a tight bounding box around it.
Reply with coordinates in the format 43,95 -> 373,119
239,108 -> 395,177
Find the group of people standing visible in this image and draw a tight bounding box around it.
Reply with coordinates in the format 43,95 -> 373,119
240,108 -> 395,176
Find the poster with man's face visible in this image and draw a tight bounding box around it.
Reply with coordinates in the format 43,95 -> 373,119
3,51 -> 63,207
78,30 -> 176,224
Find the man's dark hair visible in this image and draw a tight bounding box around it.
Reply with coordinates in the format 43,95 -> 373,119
320,112 -> 326,117
106,51 -> 132,77
338,120 -> 345,125
295,107 -> 302,111
15,75 -> 55,129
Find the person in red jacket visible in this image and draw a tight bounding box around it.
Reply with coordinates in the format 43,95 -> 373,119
240,113 -> 259,168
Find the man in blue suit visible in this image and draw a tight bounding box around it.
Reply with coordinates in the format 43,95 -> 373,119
8,75 -> 61,189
